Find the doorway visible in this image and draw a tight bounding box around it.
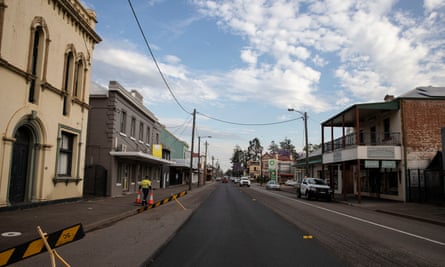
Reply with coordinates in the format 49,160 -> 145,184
9,126 -> 34,204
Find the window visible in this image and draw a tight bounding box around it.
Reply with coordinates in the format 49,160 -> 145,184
58,132 -> 74,176
63,50 -> 75,115
120,111 -> 127,134
73,58 -> 85,99
29,25 -> 45,103
384,118 -> 390,139
130,117 -> 136,137
155,133 -> 159,144
146,127 -> 151,144
370,126 -> 376,145
139,122 -> 144,141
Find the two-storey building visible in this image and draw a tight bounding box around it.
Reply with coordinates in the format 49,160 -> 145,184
161,127 -> 189,186
85,81 -> 174,197
0,0 -> 101,207
322,87 -> 445,202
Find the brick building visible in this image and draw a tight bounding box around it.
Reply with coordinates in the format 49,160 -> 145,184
322,87 -> 445,202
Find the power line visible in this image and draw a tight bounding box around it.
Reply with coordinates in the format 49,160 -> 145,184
197,111 -> 304,126
127,0 -> 191,115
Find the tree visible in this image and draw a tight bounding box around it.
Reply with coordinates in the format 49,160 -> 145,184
268,141 -> 279,154
247,137 -> 263,161
231,145 -> 246,176
279,137 -> 296,157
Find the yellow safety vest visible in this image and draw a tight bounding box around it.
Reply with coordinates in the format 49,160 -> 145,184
141,179 -> 151,189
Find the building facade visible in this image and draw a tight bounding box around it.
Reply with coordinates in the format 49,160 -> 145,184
161,127 -> 189,186
0,0 -> 101,207
322,87 -> 445,202
85,81 -> 174,197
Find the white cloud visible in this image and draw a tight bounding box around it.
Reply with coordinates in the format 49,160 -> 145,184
240,48 -> 257,65
95,0 -> 445,116
93,41 -> 220,106
192,0 -> 445,108
424,0 -> 445,11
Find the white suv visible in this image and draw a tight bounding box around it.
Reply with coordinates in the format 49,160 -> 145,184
297,177 -> 331,201
239,176 -> 251,187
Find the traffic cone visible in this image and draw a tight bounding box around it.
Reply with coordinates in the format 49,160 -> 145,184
135,190 -> 141,204
148,190 -> 154,205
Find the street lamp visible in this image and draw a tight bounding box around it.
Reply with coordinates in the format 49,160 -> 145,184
197,135 -> 211,187
288,108 -> 309,177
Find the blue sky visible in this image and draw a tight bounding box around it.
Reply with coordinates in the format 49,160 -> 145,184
82,0 -> 445,171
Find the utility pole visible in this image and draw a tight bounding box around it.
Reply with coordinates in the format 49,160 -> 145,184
197,136 -> 201,187
204,141 -> 209,185
304,111 -> 309,176
288,108 -> 309,177
189,109 -> 196,191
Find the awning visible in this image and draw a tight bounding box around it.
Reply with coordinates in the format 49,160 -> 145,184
109,151 -> 175,165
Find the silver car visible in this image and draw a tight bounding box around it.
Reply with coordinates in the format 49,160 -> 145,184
265,180 -> 280,190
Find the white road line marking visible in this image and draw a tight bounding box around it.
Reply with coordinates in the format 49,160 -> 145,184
253,186 -> 445,246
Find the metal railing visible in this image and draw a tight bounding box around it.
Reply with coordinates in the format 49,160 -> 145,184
323,132 -> 401,153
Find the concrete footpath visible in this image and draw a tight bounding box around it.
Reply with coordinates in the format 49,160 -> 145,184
0,183 -> 212,257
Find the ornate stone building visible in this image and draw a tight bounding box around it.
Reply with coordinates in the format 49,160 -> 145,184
0,0 -> 101,207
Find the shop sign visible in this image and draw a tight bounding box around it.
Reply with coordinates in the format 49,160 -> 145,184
381,160 -> 396,168
365,160 -> 379,168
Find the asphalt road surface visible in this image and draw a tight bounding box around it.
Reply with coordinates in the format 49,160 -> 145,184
147,183 -> 344,267
245,184 -> 445,267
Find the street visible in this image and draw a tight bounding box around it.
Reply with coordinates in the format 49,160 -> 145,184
8,182 -> 445,267
148,182 -> 344,267
245,184 -> 445,267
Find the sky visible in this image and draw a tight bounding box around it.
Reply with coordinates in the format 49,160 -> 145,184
81,0 -> 445,171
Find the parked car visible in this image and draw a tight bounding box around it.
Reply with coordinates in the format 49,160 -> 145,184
265,180 -> 280,190
285,179 -> 298,186
239,176 -> 251,187
233,177 -> 240,184
297,177 -> 332,201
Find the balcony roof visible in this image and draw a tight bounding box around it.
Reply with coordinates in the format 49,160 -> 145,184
322,86 -> 445,128
322,101 -> 399,127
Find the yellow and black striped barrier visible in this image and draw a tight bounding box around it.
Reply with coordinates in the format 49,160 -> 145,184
137,191 -> 187,213
0,223 -> 84,266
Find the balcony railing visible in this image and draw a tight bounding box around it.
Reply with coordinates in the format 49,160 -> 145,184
323,132 -> 400,153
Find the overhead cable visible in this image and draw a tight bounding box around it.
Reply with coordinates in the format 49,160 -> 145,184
127,0 -> 191,115
197,111 -> 304,126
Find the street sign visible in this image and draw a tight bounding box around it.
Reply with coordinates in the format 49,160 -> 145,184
268,159 -> 277,170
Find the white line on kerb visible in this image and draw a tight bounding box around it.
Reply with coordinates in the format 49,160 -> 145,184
255,186 -> 445,246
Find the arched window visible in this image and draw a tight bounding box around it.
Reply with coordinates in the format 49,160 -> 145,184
62,48 -> 75,115
28,24 -> 45,103
73,56 -> 85,100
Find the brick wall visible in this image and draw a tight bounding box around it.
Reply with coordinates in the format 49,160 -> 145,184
403,99 -> 445,164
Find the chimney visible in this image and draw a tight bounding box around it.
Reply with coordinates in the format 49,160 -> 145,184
384,94 -> 394,102
131,90 -> 143,103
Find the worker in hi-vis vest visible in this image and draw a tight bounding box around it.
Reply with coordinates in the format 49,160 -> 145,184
139,176 -> 152,206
